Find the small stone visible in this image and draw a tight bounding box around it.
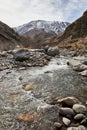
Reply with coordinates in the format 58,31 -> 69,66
57,97 -> 79,107
73,104 -> 86,113
63,117 -> 71,126
19,76 -> 23,80
79,70 -> 87,77
86,101 -> 87,105
74,114 -> 85,120
23,84 -> 34,91
59,107 -> 75,116
81,118 -> 87,125
17,111 -> 40,123
78,125 -> 86,130
67,125 -> 86,130
54,122 -> 62,128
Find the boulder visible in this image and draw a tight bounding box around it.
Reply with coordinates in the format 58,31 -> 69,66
47,46 -> 60,57
12,49 -> 30,61
73,104 -> 86,113
57,97 -> 79,107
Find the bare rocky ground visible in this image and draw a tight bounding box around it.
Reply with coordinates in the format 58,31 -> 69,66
0,49 -> 87,130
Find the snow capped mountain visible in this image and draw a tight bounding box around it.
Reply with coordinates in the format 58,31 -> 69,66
14,20 -> 70,35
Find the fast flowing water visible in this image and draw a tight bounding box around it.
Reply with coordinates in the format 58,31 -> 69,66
0,56 -> 87,130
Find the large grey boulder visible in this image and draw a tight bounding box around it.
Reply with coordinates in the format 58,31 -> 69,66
12,49 -> 30,61
47,46 -> 60,57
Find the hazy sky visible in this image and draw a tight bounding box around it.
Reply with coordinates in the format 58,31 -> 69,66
0,0 -> 87,27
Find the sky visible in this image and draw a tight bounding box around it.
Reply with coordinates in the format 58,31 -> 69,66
0,0 -> 87,27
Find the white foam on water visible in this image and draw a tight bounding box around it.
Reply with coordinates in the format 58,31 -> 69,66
28,58 -> 68,76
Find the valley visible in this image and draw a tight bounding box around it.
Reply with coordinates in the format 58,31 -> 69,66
0,10 -> 87,130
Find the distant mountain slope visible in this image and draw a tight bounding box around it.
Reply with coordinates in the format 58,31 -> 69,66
14,20 -> 69,35
23,28 -> 56,48
0,21 -> 22,51
44,10 -> 87,51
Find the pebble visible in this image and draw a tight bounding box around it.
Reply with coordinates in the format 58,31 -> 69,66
67,125 -> 86,130
81,118 -> 87,125
63,117 -> 71,126
54,122 -> 62,128
23,84 -> 34,91
74,114 -> 85,120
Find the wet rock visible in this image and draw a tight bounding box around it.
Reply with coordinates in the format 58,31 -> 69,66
82,60 -> 87,65
73,64 -> 87,72
19,76 -> 23,81
57,97 -> 79,107
47,46 -> 60,57
12,49 -> 30,61
17,111 -> 41,123
73,104 -> 86,113
23,84 -> 35,91
67,59 -> 81,68
74,114 -> 85,120
0,51 -> 7,57
62,117 -> 71,126
67,125 -> 86,130
37,104 -> 52,113
79,70 -> 87,77
44,45 -> 49,53
81,118 -> 87,125
78,125 -> 86,130
54,122 -> 62,128
59,107 -> 75,116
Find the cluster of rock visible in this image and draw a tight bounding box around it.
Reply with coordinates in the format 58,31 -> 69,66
67,59 -> 87,77
54,97 -> 87,130
0,47 -> 60,71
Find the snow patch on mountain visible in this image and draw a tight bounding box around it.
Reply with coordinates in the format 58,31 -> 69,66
14,20 -> 70,35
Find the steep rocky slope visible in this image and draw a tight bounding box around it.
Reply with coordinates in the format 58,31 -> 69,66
44,10 -> 87,52
0,21 -> 22,51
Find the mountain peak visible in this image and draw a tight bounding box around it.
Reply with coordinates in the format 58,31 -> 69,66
14,20 -> 70,35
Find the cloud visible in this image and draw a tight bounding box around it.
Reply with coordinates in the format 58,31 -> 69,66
0,0 -> 87,27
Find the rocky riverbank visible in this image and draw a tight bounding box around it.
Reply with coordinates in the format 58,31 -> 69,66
0,49 -> 52,71
0,48 -> 87,130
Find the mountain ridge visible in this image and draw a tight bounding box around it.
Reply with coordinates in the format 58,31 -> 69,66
14,20 -> 70,35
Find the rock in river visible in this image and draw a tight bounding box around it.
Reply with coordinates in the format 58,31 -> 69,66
73,104 -> 86,113
47,46 -> 60,57
57,97 -> 79,107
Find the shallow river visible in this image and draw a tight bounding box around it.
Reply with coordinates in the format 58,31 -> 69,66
0,56 -> 87,130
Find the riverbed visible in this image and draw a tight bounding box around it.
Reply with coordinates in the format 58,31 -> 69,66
0,56 -> 87,130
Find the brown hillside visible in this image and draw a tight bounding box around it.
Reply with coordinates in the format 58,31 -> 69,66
0,21 -> 22,51
22,28 -> 56,48
44,10 -> 87,52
